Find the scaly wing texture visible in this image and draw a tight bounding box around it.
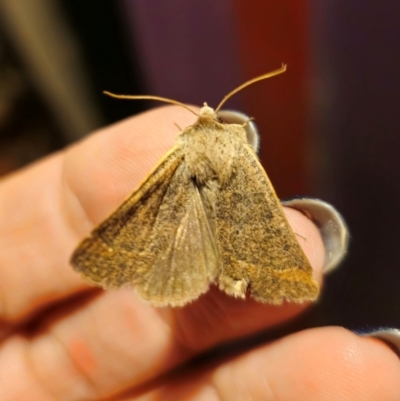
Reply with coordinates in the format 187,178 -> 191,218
71,147 -> 218,306
71,147 -> 183,288
216,144 -> 319,304
136,170 -> 219,306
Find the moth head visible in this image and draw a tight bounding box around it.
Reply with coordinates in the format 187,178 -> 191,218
199,103 -> 217,120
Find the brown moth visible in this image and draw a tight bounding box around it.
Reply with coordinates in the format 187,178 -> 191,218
71,64 -> 319,307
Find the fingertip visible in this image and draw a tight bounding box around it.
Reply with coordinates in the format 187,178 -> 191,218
283,207 -> 325,284
299,327 -> 400,399
283,198 -> 349,274
213,327 -> 400,401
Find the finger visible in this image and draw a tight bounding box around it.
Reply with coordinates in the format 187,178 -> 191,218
127,327 -> 400,401
0,106 -> 196,321
0,211 -> 323,401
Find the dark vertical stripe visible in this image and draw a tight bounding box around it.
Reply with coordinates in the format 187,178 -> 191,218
233,0 -> 310,197
57,0 -> 146,124
311,0 -> 400,328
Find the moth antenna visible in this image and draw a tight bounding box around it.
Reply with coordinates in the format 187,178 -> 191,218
174,122 -> 183,131
215,63 -> 287,113
103,92 -> 199,117
239,117 -> 255,128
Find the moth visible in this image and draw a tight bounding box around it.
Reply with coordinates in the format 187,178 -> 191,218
71,64 -> 319,307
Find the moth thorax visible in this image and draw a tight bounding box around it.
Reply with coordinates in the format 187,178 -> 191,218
184,138 -> 236,187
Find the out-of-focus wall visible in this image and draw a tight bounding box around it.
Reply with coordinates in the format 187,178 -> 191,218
310,0 -> 400,328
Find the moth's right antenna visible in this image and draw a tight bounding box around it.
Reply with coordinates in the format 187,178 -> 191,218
215,64 -> 287,113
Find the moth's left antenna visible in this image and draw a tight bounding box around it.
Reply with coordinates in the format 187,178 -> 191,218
103,92 -> 199,117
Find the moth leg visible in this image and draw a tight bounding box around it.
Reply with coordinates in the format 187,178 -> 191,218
218,273 -> 248,299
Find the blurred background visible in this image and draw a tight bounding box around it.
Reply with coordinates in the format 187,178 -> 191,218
0,0 -> 399,330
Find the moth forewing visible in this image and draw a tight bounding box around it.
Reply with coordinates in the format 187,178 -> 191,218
70,146 -> 184,289
215,143 -> 319,304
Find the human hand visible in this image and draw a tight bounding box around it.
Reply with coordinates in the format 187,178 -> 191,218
0,106 -> 399,400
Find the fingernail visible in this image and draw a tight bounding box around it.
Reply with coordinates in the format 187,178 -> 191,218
356,327 -> 400,357
281,198 -> 349,273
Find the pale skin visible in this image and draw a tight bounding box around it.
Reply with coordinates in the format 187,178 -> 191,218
0,106 -> 399,400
